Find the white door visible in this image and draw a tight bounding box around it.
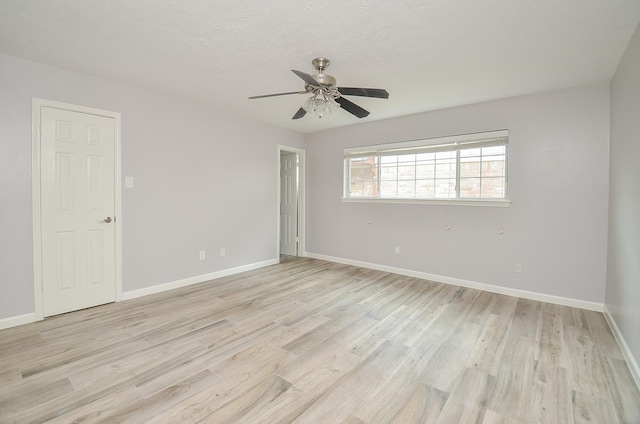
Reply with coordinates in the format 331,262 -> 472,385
40,106 -> 116,316
280,152 -> 298,256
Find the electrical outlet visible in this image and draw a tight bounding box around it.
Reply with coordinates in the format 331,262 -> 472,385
395,246 -> 400,255
515,262 -> 522,273
199,250 -> 206,260
220,248 -> 226,257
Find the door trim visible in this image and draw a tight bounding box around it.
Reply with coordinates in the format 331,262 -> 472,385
277,145 -> 305,258
32,98 -> 123,321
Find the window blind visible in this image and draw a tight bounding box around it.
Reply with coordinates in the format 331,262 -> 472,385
344,130 -> 508,158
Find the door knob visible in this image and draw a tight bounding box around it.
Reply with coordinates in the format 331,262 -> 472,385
103,217 -> 112,223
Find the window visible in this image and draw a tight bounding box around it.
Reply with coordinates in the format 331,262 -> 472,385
344,130 -> 508,202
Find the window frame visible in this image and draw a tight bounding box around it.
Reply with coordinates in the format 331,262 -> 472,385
342,130 -> 510,207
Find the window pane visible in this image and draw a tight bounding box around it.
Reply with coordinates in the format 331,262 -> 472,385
349,181 -> 361,196
416,180 -> 435,197
460,178 -> 481,198
460,148 -> 481,157
380,180 -> 397,198
416,163 -> 434,179
380,165 -> 397,180
481,157 -> 505,177
435,160 -> 456,178
348,156 -> 377,197
482,146 -> 505,155
436,151 -> 456,160
435,179 -> 456,198
416,152 -> 435,161
398,164 -> 416,180
397,154 -> 416,163
460,158 -> 480,178
481,177 -> 505,198
398,180 -> 416,198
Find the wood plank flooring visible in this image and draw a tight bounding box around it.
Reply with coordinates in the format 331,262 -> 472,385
1,258 -> 638,423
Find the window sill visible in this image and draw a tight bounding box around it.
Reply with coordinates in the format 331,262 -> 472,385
341,197 -> 511,207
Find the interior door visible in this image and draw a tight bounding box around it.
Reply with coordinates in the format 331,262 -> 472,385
40,106 -> 116,316
280,152 -> 298,256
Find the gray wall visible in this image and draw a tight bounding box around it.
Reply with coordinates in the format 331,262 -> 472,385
306,84 -> 611,303
0,53 -> 305,320
607,22 -> 640,378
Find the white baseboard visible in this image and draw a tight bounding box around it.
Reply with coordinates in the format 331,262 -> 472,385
0,254 -> 603,333
603,305 -> 640,391
0,313 -> 36,330
0,259 -> 279,331
122,259 -> 279,301
306,252 -> 603,312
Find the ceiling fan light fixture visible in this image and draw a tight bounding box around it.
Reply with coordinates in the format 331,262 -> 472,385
302,90 -> 341,118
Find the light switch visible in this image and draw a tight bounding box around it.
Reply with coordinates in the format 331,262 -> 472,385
125,177 -> 134,188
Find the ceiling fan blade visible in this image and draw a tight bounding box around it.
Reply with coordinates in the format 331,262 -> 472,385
338,87 -> 389,99
292,108 -> 307,120
248,91 -> 306,99
335,97 -> 370,118
292,70 -> 319,86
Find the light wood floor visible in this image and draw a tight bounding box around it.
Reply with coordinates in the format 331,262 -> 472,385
1,258 -> 639,423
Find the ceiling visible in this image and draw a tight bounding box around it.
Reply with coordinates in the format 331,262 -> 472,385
1,1 -> 639,133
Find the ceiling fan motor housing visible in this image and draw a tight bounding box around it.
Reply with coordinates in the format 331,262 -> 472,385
310,73 -> 336,87
310,58 -> 336,87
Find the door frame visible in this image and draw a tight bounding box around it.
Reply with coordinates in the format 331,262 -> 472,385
277,145 -> 305,258
31,98 -> 123,321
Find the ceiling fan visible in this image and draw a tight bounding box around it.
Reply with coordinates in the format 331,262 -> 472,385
249,57 -> 389,120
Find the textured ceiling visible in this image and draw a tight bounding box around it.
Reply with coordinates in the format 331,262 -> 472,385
1,0 -> 639,133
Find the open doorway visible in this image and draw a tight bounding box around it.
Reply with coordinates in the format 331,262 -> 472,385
278,145 -> 305,262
